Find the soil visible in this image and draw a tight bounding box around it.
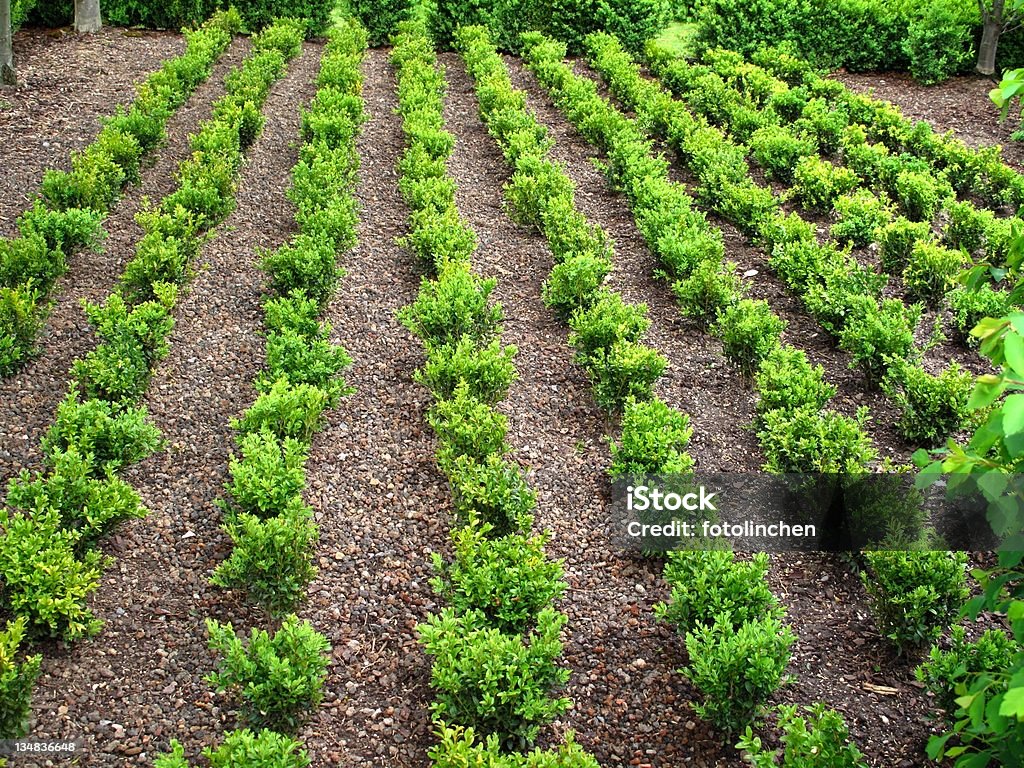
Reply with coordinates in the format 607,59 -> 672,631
4,31 -> 1018,768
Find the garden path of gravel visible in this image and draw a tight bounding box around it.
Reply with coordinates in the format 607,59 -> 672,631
0,37 -> 252,488
0,27 -> 186,231
21,42 -> 321,767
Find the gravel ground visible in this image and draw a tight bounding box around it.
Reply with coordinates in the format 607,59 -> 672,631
0,27 -> 185,231
20,42 -> 321,767
0,37 -> 251,488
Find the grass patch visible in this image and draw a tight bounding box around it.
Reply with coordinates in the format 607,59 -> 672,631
652,22 -> 696,59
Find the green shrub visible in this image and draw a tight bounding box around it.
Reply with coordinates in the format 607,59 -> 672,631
233,0 -> 332,37
263,291 -> 322,337
401,209 -> 478,269
428,382 -> 509,471
585,340 -> 666,412
211,504 -> 318,618
749,125 -> 816,184
714,299 -> 785,378
0,617 -> 42,739
837,297 -> 920,387
0,232 -> 61,292
944,201 -> 996,255
431,521 -> 565,634
684,615 -> 795,735
232,378 -> 331,444
948,285 -> 1012,339
224,430 -> 308,519
429,0 -> 494,50
260,234 -> 341,308
260,328 -> 352,405
755,346 -> 836,418
594,0 -> 671,55
446,454 -> 536,536
541,252 -> 612,317
0,285 -> 45,375
429,725 -> 598,767
902,240 -> 967,307
672,259 -> 742,329
0,506 -> 105,641
415,337 -> 518,405
656,549 -> 780,635
17,201 -> 104,256
844,473 -> 928,549
156,729 -> 311,768
7,447 -> 147,545
915,626 -> 1019,716
758,405 -> 875,474
349,0 -> 410,45
793,97 -> 848,155
541,197 -> 613,264
881,361 -> 972,446
830,190 -> 891,247
609,396 -> 693,477
902,0 -> 975,85
894,169 -> 946,222
71,338 -> 151,406
567,289 -> 649,359
860,550 -> 968,651
877,218 -> 932,273
119,231 -> 194,302
792,156 -> 859,212
418,607 -> 570,750
206,615 -> 329,731
735,702 -> 869,768
399,264 -> 503,350
803,259 -> 887,336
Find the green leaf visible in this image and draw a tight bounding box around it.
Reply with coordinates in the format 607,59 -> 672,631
969,376 -> 1008,411
998,685 -> 1024,720
1006,332 -> 1024,374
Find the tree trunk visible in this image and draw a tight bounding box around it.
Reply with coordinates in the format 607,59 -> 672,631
1,0 -> 14,86
75,0 -> 102,34
977,0 -> 1004,75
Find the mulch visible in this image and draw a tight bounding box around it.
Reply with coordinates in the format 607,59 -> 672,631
8,34 -> 1019,768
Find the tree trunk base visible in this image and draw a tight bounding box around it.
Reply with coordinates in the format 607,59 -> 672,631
1,63 -> 14,86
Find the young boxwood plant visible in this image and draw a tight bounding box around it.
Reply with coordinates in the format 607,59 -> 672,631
156,729 -> 310,768
222,430 -> 308,519
915,626 -> 1019,717
446,454 -> 536,537
427,381 -> 509,473
414,336 -> 518,405
609,396 -> 694,478
0,617 -> 42,739
206,614 -> 329,732
881,360 -> 973,446
736,702 -> 869,768
429,724 -> 598,767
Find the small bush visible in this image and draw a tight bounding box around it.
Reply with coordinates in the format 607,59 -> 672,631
881,361 -> 972,446
399,264 -> 503,350
830,190 -> 891,248
902,240 -> 967,307
714,299 -> 785,379
263,291 -> 322,337
350,0 -> 413,45
232,378 -> 331,444
672,259 -> 742,329
567,290 -> 649,360
542,252 -> 612,317
803,259 -> 887,336
759,405 -> 875,474
211,504 -> 319,618
428,381 -> 509,471
749,125 -> 815,184
915,626 -> 1019,716
0,285 -> 45,375
792,156 -> 859,212
429,725 -> 598,767
415,337 -> 518,405
902,0 -> 974,86
594,0 -> 671,55
755,346 -> 836,418
735,702 -> 869,768
585,340 -> 666,412
609,396 -> 693,477
418,607 -> 570,750
259,235 -> 341,308
656,549 -> 780,635
0,232 -> 61,292
17,201 -> 104,256
203,728 -> 310,768
224,430 -> 308,519
860,550 -> 968,651
894,169 -> 947,222
431,521 -> 565,634
948,285 -> 1012,340
943,201 -> 995,255
877,218 -> 932,273
206,615 -> 329,732
260,328 -> 352,406
446,454 -> 536,536
837,297 -> 920,387
0,617 -> 42,739
684,615 -> 795,735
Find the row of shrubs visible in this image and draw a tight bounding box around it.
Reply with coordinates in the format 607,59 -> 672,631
584,33 -> 975,450
0,8 -> 239,377
0,18 -> 304,743
154,20 -> 368,767
390,20 -> 599,766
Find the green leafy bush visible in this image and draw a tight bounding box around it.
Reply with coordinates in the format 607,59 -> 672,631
860,550 -> 968,651
232,378 -> 330,444
211,504 -> 318,618
263,291 -> 323,337
567,290 -> 649,360
749,125 -> 816,184
415,337 -> 518,405
948,285 -> 1012,340
585,340 -> 666,412
915,626 -> 1019,716
902,0 -> 975,85
260,328 -> 352,406
609,396 -> 693,477
902,240 -> 967,306
894,168 -> 947,222
399,264 -> 503,350
758,405 -> 875,474
233,0 -> 332,37
0,284 -> 45,375
672,259 -> 742,329
418,607 -> 570,750
656,549 -> 780,635
541,252 -> 612,317
881,361 -> 972,446
944,201 -> 996,255
735,702 -> 868,768
446,454 -> 536,536
206,615 -> 329,731
830,190 -> 891,247
156,729 -> 311,768
792,156 -> 859,212
837,297 -> 920,387
17,201 -> 103,256
0,617 -> 42,739
714,299 -> 785,378
878,218 -> 932,273
224,430 -> 308,519
429,725 -> 598,767
260,234 -> 341,308
594,0 -> 671,55
0,506 -> 105,641
684,615 -> 795,735
755,346 -> 836,418
428,382 -> 509,471
0,232 -> 61,292
431,521 -> 565,634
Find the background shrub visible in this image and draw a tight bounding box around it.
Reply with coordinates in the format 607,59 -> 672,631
350,0 -> 414,46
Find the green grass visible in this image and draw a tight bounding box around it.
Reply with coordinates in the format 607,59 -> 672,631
652,22 -> 697,58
